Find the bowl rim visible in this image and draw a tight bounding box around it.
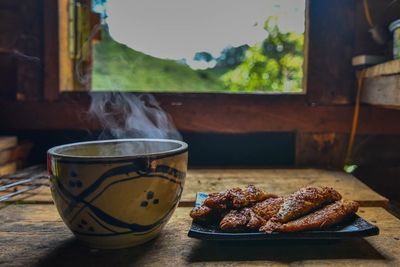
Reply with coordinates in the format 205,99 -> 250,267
47,138 -> 188,162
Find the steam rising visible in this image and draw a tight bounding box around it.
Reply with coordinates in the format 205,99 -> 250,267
88,92 -> 182,156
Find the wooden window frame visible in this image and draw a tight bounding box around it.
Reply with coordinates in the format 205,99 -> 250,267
2,0 -> 399,135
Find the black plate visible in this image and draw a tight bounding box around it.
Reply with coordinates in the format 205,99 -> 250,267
188,192 -> 379,241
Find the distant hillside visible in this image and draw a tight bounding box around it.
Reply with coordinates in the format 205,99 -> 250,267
92,31 -> 224,92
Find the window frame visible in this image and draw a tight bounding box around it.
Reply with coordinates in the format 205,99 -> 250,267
1,0 -> 399,169
44,0 -> 356,105
37,0 -> 365,135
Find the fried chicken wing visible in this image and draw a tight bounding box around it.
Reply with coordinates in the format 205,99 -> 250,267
219,208 -> 266,231
191,185 -> 275,222
261,200 -> 359,233
189,205 -> 214,222
274,186 -> 341,223
260,186 -> 342,233
219,197 -> 283,231
203,185 -> 275,210
251,197 -> 284,221
219,209 -> 250,231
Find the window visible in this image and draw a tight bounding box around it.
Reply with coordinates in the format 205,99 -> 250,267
89,0 -> 306,93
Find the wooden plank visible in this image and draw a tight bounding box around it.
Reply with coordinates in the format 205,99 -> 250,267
2,94 -> 400,134
0,162 -> 16,176
352,135 -> 400,167
364,60 -> 400,78
181,169 -> 388,207
0,136 -> 17,151
0,205 -> 399,266
58,0 -> 75,92
0,184 -> 51,204
295,132 -> 348,168
0,142 -> 33,166
354,166 -> 400,203
0,166 -> 50,203
43,0 -> 60,101
0,169 -> 388,208
306,0 -> 355,104
361,75 -> 400,108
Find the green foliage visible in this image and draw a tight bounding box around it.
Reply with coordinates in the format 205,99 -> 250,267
92,17 -> 304,93
221,17 -> 304,92
92,30 -> 224,92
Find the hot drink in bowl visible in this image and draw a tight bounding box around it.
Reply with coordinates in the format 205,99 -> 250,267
47,138 -> 188,249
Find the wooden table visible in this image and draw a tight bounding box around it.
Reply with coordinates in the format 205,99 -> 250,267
1,168 -> 389,207
1,205 -> 400,266
0,168 -> 395,266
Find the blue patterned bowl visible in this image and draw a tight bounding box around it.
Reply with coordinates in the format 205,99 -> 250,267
47,139 -> 188,249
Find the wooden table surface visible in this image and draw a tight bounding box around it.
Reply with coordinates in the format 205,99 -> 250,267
1,168 -> 389,207
1,205 -> 400,267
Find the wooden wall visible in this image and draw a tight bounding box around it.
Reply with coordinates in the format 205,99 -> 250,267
0,0 -> 43,100
0,0 -> 400,199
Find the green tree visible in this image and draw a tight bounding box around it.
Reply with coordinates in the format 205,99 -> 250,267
221,17 -> 304,92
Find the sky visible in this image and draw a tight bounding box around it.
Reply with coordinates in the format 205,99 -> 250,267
100,0 -> 305,69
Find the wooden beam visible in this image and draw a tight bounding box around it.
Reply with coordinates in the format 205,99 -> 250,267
364,59 -> 400,78
362,75 -> 400,108
1,93 -> 400,134
295,132 -> 348,168
306,0 -> 356,105
58,0 -> 75,92
43,0 -> 60,101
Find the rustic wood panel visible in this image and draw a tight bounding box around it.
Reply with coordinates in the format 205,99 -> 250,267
352,135 -> 400,167
181,169 -> 388,207
0,54 -> 17,100
0,0 -> 43,101
364,59 -> 400,78
58,0 -> 74,92
0,142 -> 32,166
0,168 -> 388,208
361,75 -> 400,108
295,132 -> 349,168
2,94 -> 400,135
0,205 -> 399,266
354,166 -> 400,203
306,0 -> 355,105
43,0 -> 59,101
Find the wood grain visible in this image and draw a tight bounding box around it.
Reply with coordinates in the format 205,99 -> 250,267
181,169 -> 388,208
0,168 -> 388,208
58,0 -> 75,92
306,0 -> 355,105
363,60 -> 400,78
2,94 -> 400,135
361,75 -> 400,108
0,162 -> 16,176
295,133 -> 349,168
43,0 -> 60,101
0,205 -> 399,266
0,136 -> 17,151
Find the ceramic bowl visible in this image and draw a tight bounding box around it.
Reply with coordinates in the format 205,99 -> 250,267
47,139 -> 188,249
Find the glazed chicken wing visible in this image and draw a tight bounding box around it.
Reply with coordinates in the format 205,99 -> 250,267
251,197 -> 284,221
219,197 -> 283,231
261,200 -> 359,233
273,186 -> 341,223
189,205 -> 215,222
260,186 -> 342,232
219,208 -> 266,231
203,185 -> 275,210
191,185 -> 275,223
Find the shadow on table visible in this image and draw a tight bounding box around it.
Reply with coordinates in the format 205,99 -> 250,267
33,237 -> 386,266
186,238 -> 386,263
33,237 -> 162,267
